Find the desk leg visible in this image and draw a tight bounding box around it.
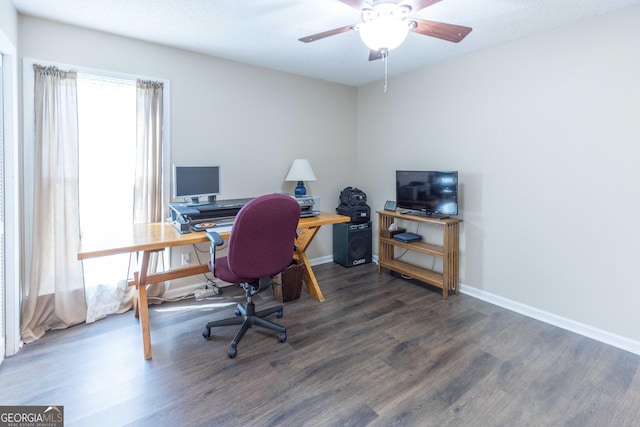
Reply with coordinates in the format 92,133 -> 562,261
295,226 -> 324,302
136,250 -> 153,360
132,273 -> 139,318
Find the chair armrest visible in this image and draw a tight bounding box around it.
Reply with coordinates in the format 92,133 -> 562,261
206,231 -> 224,246
206,231 -> 224,278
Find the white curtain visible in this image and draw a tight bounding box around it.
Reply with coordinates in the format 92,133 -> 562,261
134,80 -> 165,299
21,65 -> 86,343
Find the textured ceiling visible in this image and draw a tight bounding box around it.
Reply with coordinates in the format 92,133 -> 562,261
12,0 -> 640,87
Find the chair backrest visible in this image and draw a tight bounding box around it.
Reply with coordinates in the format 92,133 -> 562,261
226,194 -> 301,279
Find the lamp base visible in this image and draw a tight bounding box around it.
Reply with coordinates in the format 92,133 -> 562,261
294,181 -> 307,197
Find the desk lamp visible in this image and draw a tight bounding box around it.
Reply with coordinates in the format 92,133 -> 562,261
285,159 -> 317,197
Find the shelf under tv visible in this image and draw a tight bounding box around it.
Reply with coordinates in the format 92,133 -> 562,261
377,210 -> 462,299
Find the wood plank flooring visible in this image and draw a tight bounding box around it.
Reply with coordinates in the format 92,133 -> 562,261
1,262 -> 639,426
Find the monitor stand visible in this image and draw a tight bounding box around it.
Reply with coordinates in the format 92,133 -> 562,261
189,195 -> 217,205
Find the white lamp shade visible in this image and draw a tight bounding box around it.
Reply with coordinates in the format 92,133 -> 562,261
285,159 -> 317,182
359,19 -> 410,51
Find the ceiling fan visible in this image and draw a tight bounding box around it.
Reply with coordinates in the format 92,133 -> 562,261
299,0 -> 472,61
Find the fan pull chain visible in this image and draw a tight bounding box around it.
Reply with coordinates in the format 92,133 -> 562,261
381,48 -> 389,93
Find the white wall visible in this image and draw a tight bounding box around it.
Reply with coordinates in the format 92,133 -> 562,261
0,0 -> 17,43
18,15 -> 358,261
358,6 -> 640,350
0,0 -> 20,358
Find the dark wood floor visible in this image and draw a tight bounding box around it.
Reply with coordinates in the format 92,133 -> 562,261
1,262 -> 639,426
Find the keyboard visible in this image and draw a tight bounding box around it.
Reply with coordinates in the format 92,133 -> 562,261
206,224 -> 233,233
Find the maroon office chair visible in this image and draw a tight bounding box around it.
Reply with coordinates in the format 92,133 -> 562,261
202,193 -> 301,358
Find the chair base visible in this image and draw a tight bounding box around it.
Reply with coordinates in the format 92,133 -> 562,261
202,301 -> 286,358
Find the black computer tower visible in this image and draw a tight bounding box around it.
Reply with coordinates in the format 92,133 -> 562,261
333,221 -> 372,267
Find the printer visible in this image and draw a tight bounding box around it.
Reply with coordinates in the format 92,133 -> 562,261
168,198 -> 253,233
290,195 -> 320,217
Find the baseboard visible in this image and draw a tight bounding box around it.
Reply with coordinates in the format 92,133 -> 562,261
310,255 -> 334,266
459,283 -> 640,356
164,282 -> 202,300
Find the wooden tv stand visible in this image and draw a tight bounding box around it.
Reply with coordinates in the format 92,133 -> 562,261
377,210 -> 462,299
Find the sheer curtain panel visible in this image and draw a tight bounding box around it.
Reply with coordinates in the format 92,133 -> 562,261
134,80 -> 165,299
21,65 -> 86,342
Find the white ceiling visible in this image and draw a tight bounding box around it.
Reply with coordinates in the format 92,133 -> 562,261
12,0 -> 640,87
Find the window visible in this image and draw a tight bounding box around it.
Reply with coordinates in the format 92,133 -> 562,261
77,75 -> 137,319
22,60 -> 171,330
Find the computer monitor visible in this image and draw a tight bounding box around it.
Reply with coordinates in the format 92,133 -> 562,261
173,165 -> 221,204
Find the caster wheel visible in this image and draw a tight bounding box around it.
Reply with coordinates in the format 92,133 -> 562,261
276,311 -> 283,319
278,332 -> 287,343
202,328 -> 211,339
228,347 -> 237,358
234,309 -> 241,316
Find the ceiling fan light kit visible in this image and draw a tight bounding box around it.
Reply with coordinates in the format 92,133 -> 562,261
359,19 -> 410,51
359,3 -> 412,51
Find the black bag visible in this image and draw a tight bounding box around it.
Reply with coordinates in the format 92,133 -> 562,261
336,187 -> 371,223
339,186 -> 367,206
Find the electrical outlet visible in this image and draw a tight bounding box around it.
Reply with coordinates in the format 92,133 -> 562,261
181,253 -> 190,266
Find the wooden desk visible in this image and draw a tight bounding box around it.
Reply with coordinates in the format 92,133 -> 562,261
77,211 -> 349,359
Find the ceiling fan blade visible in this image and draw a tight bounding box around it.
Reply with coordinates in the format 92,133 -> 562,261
401,0 -> 443,13
298,24 -> 358,43
410,19 -> 472,43
369,49 -> 383,61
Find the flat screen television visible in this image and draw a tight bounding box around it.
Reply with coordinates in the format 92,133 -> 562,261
396,170 -> 458,217
173,165 -> 221,205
